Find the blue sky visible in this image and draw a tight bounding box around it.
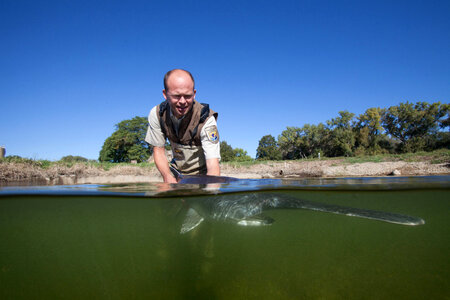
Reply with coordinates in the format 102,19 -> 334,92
1,0 -> 449,160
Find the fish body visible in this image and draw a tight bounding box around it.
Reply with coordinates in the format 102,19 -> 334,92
180,191 -> 425,234
175,174 -> 425,234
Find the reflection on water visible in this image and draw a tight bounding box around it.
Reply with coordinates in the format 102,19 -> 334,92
1,175 -> 449,196
0,176 -> 449,299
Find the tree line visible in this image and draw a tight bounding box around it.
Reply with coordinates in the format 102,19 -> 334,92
257,101 -> 449,160
98,101 -> 448,163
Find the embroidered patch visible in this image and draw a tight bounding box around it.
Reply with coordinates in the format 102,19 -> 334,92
205,126 -> 219,143
173,148 -> 185,160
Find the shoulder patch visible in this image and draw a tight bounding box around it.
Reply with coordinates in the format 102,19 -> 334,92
205,125 -> 219,144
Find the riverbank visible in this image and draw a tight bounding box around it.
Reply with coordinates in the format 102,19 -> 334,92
1,153 -> 449,186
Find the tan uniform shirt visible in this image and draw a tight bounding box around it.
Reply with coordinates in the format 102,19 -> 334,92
145,106 -> 221,160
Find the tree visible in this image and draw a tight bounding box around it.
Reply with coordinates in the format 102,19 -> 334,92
278,127 -> 303,159
256,135 -> 282,160
381,102 -> 448,152
297,123 -> 329,157
355,107 -> 389,154
99,116 -> 152,162
325,111 -> 356,157
220,141 -> 235,162
278,124 -> 330,159
220,141 -> 253,162
232,148 -> 253,161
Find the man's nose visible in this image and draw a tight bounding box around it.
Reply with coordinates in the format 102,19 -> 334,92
178,96 -> 187,103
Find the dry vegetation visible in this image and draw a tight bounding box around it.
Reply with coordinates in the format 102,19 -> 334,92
0,162 -> 160,185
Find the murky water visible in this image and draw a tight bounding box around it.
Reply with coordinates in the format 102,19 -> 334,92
0,176 -> 449,299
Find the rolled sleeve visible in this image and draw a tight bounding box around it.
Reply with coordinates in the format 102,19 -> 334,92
200,116 -> 221,160
145,106 -> 166,147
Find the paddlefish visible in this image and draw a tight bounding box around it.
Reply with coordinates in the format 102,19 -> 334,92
180,193 -> 425,233
174,174 -> 425,234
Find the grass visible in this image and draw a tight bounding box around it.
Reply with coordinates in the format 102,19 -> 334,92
221,159 -> 269,168
344,156 -> 386,164
342,149 -> 450,164
1,149 -> 448,171
224,149 -> 449,166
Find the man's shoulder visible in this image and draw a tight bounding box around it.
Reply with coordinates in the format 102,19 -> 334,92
194,101 -> 218,122
149,106 -> 158,120
149,101 -> 169,119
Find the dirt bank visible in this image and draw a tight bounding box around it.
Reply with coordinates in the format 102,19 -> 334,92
1,158 -> 449,186
221,160 -> 450,178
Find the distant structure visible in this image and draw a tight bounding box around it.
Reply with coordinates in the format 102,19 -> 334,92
0,146 -> 5,158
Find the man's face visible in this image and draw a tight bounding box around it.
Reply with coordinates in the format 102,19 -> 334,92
163,71 -> 196,119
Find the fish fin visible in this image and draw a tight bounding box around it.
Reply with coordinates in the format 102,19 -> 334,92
237,214 -> 274,226
180,208 -> 204,234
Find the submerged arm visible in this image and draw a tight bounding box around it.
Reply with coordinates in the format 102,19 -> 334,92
153,146 -> 177,183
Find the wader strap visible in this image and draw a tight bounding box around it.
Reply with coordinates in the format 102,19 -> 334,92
158,102 -> 169,139
169,163 -> 182,181
189,103 -> 211,145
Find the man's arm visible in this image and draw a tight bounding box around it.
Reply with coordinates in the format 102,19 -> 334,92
206,158 -> 220,176
153,146 -> 177,183
201,116 -> 221,177
146,107 -> 177,183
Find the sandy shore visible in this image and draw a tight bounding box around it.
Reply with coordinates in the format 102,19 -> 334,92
1,159 -> 449,186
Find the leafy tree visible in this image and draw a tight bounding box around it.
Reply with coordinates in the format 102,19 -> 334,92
325,111 -> 356,157
433,132 -> 450,149
357,108 -> 384,137
220,141 -> 235,162
439,104 -> 450,129
278,127 -> 303,159
232,148 -> 253,162
381,102 -> 448,152
278,124 -> 330,159
99,116 -> 152,162
256,135 -> 282,160
328,111 -> 355,130
220,141 -> 253,162
297,123 -> 328,157
355,108 -> 389,154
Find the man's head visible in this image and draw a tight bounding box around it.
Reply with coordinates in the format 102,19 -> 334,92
163,69 -> 196,119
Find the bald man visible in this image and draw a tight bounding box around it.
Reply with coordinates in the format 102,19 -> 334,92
145,69 -> 221,183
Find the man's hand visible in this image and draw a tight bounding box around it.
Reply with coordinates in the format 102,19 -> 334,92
153,146 -> 177,183
163,174 -> 178,184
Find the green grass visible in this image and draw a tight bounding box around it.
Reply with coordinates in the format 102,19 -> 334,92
224,149 -> 449,167
340,149 -> 450,164
221,159 -> 262,168
344,156 -> 385,164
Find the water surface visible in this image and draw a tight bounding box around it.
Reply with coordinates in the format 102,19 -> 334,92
0,176 -> 449,299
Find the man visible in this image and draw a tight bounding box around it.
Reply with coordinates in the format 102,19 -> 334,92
145,69 -> 221,183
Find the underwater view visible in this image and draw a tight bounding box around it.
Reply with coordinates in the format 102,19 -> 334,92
0,176 -> 449,299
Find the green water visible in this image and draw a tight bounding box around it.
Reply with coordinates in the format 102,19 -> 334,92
0,186 -> 449,299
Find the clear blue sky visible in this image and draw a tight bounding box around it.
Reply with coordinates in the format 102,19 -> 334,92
1,0 -> 449,160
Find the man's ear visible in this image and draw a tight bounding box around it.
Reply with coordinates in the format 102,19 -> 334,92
162,89 -> 167,100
